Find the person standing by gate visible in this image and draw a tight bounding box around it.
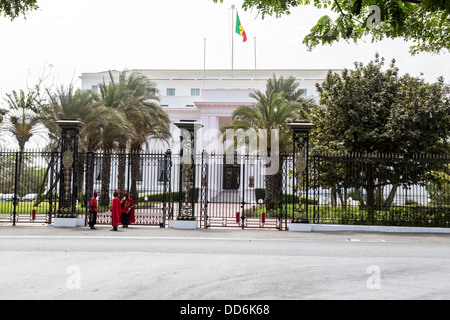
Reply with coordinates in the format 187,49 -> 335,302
109,189 -> 121,231
120,190 -> 135,228
88,189 -> 98,229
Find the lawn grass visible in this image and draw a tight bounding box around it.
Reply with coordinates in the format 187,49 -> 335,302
0,201 -> 85,215
2,199 -> 447,228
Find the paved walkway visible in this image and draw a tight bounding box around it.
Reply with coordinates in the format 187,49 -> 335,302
1,222 -> 450,244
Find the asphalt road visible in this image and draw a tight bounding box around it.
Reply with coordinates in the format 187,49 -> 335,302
1,225 -> 450,300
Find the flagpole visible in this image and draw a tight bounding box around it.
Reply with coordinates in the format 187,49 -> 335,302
231,4 -> 235,86
204,38 -> 206,88
254,36 -> 257,86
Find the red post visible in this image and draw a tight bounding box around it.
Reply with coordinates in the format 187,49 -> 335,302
262,212 -> 266,224
236,212 -> 240,223
32,209 -> 36,221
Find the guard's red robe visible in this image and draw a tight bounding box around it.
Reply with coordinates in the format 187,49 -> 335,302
90,196 -> 98,212
121,197 -> 136,224
110,196 -> 121,227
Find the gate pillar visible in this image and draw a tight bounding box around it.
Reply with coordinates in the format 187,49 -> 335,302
163,149 -> 173,226
287,121 -> 315,224
200,150 -> 209,228
174,120 -> 203,223
55,119 -> 85,221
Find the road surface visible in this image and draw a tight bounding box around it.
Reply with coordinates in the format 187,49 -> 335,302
0,225 -> 450,300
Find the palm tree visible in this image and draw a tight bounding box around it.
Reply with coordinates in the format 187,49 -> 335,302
2,89 -> 42,197
98,71 -> 170,202
224,91 -> 300,210
39,85 -> 124,205
0,108 -> 6,123
264,74 -> 305,102
0,108 -> 8,147
3,90 -> 42,152
222,75 -> 313,210
123,71 -> 171,150
96,75 -> 135,205
121,72 -> 171,201
40,85 -> 107,151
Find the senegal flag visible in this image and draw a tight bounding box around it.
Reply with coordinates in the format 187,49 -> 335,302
236,12 -> 247,42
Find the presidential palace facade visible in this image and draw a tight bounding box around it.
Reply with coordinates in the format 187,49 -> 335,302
80,69 -> 337,153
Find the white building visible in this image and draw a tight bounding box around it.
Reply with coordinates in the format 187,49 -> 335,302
80,68 -> 339,153
80,69 -> 339,203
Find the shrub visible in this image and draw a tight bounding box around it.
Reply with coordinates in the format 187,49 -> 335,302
139,188 -> 200,203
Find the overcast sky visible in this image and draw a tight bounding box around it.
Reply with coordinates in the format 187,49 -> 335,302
0,0 -> 449,98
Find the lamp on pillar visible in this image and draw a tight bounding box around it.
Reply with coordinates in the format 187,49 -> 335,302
55,119 -> 85,220
174,120 -> 203,222
287,121 -> 315,224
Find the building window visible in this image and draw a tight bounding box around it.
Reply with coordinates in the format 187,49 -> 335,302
166,88 -> 176,96
300,89 -> 307,97
186,105 -> 195,108
191,88 -> 200,96
92,85 -> 99,94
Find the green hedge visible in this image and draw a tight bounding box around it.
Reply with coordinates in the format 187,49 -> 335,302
338,205 -> 450,227
139,188 -> 200,203
255,188 -> 317,205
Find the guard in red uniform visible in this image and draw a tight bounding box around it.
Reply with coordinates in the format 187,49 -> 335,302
109,189 -> 121,231
88,189 -> 98,230
120,190 -> 135,228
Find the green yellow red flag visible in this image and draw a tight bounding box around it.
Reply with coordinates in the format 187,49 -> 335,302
235,12 -> 247,42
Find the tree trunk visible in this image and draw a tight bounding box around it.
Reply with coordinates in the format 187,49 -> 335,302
16,145 -> 25,197
376,185 -> 383,210
265,170 -> 282,211
444,166 -> 450,176
331,185 -> 337,207
366,181 -> 375,222
355,188 -> 365,208
117,145 -> 127,196
100,150 -> 112,206
383,183 -> 398,209
337,188 -> 345,209
130,149 -> 140,205
76,153 -> 85,206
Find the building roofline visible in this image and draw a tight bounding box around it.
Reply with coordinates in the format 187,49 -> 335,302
80,68 -> 342,79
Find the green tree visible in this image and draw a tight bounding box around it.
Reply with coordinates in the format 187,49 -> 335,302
0,0 -> 38,20
222,75 -> 311,210
313,54 -> 450,155
311,54 -> 450,218
212,0 -> 450,54
121,72 -> 171,201
97,71 -> 170,204
40,85 -> 108,151
1,89 -> 42,201
123,72 -> 171,153
3,90 -> 41,152
0,107 -> 6,123
38,84 -> 125,205
426,168 -> 450,206
96,73 -> 136,205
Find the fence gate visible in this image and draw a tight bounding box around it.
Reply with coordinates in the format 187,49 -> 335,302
0,150 -> 60,225
200,153 -> 287,230
1,150 -> 292,230
82,152 -> 171,227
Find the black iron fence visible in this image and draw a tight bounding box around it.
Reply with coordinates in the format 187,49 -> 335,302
1,150 -> 449,229
0,150 -> 58,224
309,153 -> 450,227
